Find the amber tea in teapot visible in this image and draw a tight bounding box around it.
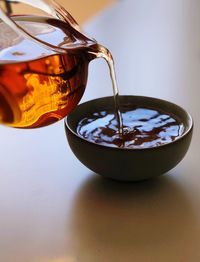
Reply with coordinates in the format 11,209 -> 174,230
0,0 -> 121,130
0,15 -> 110,128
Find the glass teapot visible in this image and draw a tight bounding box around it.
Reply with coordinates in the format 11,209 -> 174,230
0,0 -> 110,128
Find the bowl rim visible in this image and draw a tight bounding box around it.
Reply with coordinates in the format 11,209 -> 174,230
65,95 -> 194,151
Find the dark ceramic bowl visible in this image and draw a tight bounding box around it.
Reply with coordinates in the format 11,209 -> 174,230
65,96 -> 193,181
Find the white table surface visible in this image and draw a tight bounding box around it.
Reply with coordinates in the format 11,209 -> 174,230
0,0 -> 200,261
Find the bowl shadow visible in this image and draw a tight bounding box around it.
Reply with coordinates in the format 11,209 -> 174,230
67,173 -> 196,261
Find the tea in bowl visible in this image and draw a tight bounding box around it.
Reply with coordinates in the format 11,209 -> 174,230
65,96 -> 193,181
